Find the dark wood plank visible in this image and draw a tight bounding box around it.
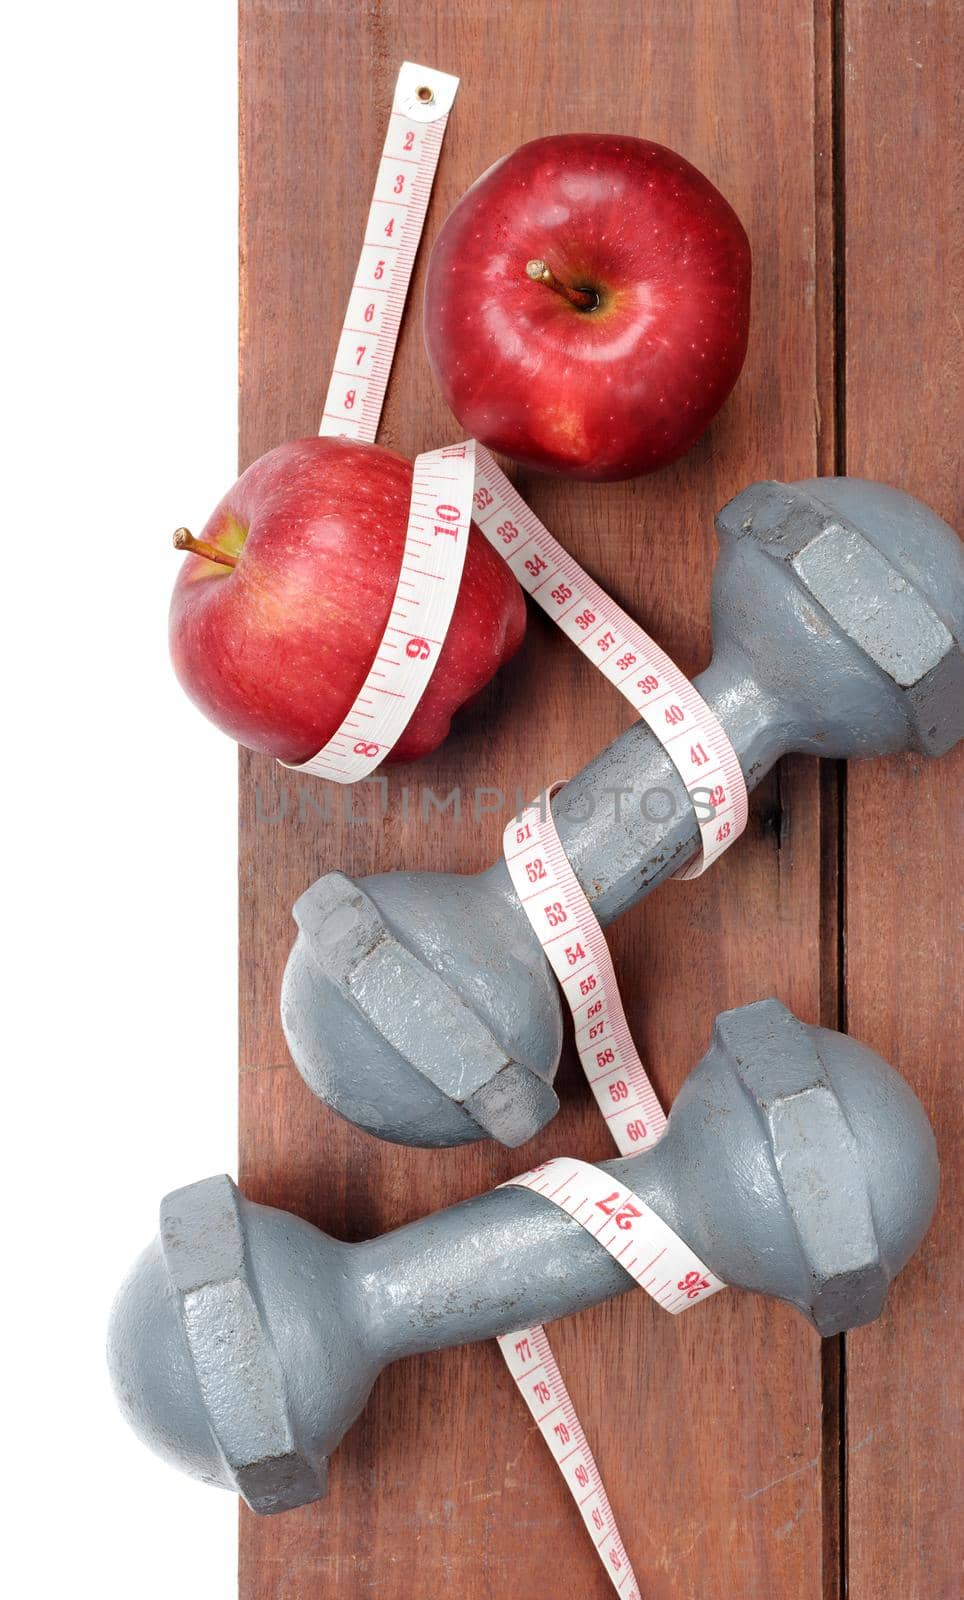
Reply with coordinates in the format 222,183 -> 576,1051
238,3 -> 836,1594
841,5 -> 963,1597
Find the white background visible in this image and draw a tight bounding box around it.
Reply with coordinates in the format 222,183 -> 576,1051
3,2 -> 238,1592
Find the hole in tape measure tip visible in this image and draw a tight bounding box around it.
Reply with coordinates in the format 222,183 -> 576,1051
415,84 -> 435,103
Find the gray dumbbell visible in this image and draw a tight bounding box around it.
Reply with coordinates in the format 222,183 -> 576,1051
282,476 -> 963,1148
108,999 -> 939,1514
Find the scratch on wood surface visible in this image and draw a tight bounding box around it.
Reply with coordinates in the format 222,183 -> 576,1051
773,1499 -> 807,1540
849,1423 -> 887,1453
743,1455 -> 820,1502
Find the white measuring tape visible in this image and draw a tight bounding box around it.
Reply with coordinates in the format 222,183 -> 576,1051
291,442 -> 475,781
505,1160 -> 724,1315
293,60 -> 462,779
318,61 -> 459,444
300,62 -> 748,1591
497,1317 -> 639,1594
473,449 -> 748,873
497,1160 -> 724,1599
504,790 -> 667,1150
497,778 -> 734,1595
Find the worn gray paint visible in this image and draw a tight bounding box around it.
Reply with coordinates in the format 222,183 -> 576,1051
282,477 -> 964,1147
107,999 -> 940,1515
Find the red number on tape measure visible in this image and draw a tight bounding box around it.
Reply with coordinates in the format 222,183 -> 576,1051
595,1192 -> 642,1230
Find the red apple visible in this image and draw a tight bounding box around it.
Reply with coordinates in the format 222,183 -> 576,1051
169,437 -> 526,764
424,133 -> 751,481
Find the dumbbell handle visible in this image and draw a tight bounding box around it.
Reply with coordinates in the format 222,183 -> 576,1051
481,651 -> 772,928
355,1142 -> 691,1361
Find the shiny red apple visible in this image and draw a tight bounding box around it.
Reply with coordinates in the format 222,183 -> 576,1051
169,437 -> 526,765
424,133 -> 751,481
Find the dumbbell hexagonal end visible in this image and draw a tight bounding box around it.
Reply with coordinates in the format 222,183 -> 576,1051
712,998 -> 938,1334
159,1176 -> 328,1513
716,479 -> 963,757
284,871 -> 560,1148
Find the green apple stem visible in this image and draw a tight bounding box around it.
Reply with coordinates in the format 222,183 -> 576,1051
525,259 -> 597,311
173,528 -> 238,569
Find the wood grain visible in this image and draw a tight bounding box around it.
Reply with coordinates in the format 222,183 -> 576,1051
840,5 -> 963,1597
238,2 -> 836,1595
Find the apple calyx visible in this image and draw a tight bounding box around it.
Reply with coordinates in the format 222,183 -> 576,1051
524,259 -> 599,311
173,528 -> 238,569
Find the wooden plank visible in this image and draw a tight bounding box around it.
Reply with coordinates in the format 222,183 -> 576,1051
840,5 -> 963,1597
237,2 -> 836,1594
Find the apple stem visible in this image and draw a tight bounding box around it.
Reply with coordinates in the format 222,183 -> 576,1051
173,528 -> 238,569
525,259 -> 597,311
